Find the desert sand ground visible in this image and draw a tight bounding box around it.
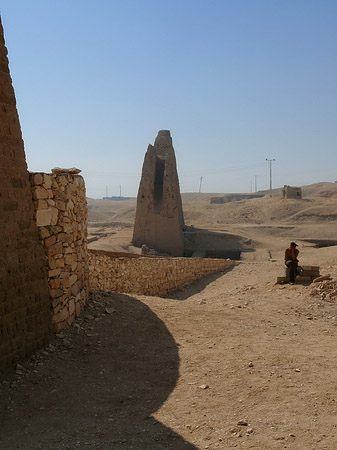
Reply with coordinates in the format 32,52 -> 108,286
1,182 -> 337,449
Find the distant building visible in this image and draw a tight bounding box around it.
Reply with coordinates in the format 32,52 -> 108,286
281,185 -> 302,199
210,194 -> 264,204
103,196 -> 132,201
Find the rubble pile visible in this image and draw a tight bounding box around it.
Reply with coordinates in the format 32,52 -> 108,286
311,279 -> 337,301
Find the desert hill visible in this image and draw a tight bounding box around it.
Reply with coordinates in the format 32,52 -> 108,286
87,182 -> 337,254
87,181 -> 337,226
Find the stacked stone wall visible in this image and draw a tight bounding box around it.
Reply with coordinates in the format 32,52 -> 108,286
88,250 -> 235,296
29,172 -> 88,332
0,18 -> 52,372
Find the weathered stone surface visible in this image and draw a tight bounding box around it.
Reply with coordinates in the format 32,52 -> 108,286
43,174 -> 52,189
36,208 -> 58,226
0,17 -> 52,372
88,249 -> 235,296
30,173 -> 43,185
33,185 -> 49,200
44,235 -> 56,248
51,167 -> 82,174
30,170 -> 89,333
132,130 -> 185,256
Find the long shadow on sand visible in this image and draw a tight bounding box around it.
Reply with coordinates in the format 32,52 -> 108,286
165,266 -> 236,301
0,293 -> 199,450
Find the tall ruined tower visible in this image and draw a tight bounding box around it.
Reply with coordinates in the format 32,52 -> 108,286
0,17 -> 52,371
133,130 -> 185,256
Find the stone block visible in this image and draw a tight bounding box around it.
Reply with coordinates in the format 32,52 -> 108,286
33,185 -> 49,200
36,199 -> 48,209
63,274 -> 77,289
68,299 -> 75,315
53,321 -> 66,333
64,254 -> 73,265
58,308 -> 69,322
31,173 -> 43,185
66,313 -> 75,326
38,228 -> 51,239
48,242 -> 63,257
48,268 -> 61,278
71,280 -> 81,296
55,258 -> 65,268
75,302 -> 81,317
44,235 -> 56,248
50,288 -> 63,298
36,208 -> 58,227
43,174 -> 52,189
49,278 -> 61,289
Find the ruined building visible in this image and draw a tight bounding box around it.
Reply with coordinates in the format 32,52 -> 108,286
281,185 -> 302,199
0,17 -> 52,371
132,130 -> 185,256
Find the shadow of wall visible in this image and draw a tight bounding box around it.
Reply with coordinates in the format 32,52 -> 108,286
0,293 -> 199,449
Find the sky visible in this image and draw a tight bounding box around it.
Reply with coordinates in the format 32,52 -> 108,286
1,0 -> 337,198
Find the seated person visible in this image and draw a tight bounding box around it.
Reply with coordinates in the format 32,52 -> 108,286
284,242 -> 300,284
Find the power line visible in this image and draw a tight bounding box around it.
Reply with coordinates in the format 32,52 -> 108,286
81,162 -> 266,178
266,158 -> 276,197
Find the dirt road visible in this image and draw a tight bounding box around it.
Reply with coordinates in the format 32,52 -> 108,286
1,249 -> 337,449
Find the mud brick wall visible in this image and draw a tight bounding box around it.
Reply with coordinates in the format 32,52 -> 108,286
0,18 -> 52,372
88,250 -> 235,296
29,172 -> 88,332
133,130 -> 185,256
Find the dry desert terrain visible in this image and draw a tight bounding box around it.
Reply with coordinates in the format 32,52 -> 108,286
1,182 -> 337,449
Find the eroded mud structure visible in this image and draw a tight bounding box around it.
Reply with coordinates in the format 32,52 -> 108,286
133,130 -> 185,256
0,18 -> 52,371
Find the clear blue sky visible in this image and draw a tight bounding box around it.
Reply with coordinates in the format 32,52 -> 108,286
1,0 -> 337,198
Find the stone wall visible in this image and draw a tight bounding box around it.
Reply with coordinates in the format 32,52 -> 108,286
88,250 -> 235,296
0,17 -> 52,372
29,171 -> 88,332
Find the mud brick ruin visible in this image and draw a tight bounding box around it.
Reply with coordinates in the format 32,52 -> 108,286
0,18 -> 52,371
281,185 -> 302,199
133,130 -> 185,256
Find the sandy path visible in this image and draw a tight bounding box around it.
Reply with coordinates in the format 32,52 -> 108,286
1,254 -> 337,449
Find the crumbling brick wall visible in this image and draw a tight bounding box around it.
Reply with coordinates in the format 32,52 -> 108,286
88,250 -> 235,296
133,130 -> 185,256
0,18 -> 52,372
29,171 -> 88,332
281,186 -> 302,199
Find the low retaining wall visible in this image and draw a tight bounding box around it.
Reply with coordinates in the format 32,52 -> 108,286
88,250 -> 235,296
30,171 -> 88,332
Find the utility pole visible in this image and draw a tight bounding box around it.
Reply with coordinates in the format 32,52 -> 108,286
266,158 -> 275,197
199,176 -> 203,193
254,175 -> 257,192
106,185 -> 108,198
250,180 -> 253,193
